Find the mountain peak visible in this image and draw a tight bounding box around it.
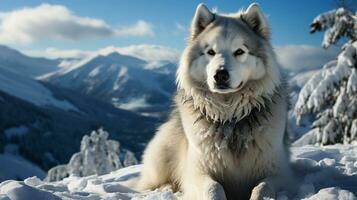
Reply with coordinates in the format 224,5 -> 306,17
0,45 -> 59,78
105,52 -> 142,62
89,52 -> 146,67
106,51 -> 123,58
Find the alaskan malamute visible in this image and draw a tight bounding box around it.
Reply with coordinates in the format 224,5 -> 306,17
138,3 -> 294,200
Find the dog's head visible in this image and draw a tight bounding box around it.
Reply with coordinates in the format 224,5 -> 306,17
177,3 -> 279,95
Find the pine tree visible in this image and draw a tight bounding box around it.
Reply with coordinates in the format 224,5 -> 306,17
45,128 -> 137,181
294,7 -> 357,145
123,150 -> 138,167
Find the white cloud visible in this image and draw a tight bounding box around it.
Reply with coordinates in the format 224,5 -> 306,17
30,44 -> 339,72
31,44 -> 180,64
175,23 -> 186,32
115,20 -> 154,37
45,48 -> 89,58
275,44 -> 340,73
114,45 -> 180,63
0,4 -> 154,45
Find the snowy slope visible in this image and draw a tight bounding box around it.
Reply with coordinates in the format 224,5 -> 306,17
1,145 -> 356,200
0,67 -> 78,111
0,86 -> 158,172
288,69 -> 321,140
0,154 -> 45,182
0,45 -> 59,78
44,52 -> 176,116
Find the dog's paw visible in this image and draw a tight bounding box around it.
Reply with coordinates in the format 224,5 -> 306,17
159,183 -> 174,192
249,182 -> 275,200
204,181 -> 227,200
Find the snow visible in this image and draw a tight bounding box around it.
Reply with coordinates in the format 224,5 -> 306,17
116,97 -> 150,111
0,165 -> 168,200
303,187 -> 356,200
4,126 -> 28,139
113,67 -> 128,91
293,7 -> 356,145
88,66 -> 102,77
0,45 -> 59,78
46,129 -> 138,182
1,145 -> 357,199
0,67 -> 78,111
289,69 -> 320,90
289,145 -> 357,199
310,8 -> 356,49
123,151 -> 138,167
292,128 -> 320,147
294,41 -> 357,145
0,154 -> 45,182
44,52 -> 175,116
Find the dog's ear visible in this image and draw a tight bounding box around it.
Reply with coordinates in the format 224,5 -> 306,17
241,3 -> 270,40
190,3 -> 215,40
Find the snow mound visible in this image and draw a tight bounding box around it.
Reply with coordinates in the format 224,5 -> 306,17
290,144 -> 357,200
1,145 -> 357,199
0,166 -> 174,200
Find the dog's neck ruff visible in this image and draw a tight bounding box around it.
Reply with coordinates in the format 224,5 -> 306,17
179,79 -> 279,124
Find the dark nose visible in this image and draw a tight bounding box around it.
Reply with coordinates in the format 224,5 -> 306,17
214,69 -> 230,84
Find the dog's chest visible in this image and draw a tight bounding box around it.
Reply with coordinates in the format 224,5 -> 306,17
191,111 -> 274,177
196,121 -> 257,172
197,123 -> 272,193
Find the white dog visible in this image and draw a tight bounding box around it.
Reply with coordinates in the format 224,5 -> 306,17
137,3 -> 294,200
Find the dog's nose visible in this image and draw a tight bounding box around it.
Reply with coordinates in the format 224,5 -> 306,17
214,69 -> 230,84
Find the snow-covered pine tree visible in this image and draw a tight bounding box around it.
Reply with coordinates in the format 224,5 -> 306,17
294,7 -> 357,145
66,128 -> 122,177
45,128 -> 137,182
123,150 -> 138,167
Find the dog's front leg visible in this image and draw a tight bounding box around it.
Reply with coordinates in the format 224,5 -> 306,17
181,151 -> 227,200
202,176 -> 227,200
183,174 -> 227,200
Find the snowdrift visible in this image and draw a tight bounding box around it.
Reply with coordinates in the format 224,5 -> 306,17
1,145 -> 357,200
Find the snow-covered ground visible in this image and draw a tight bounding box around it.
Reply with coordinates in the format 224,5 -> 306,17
1,144 -> 357,200
289,144 -> 357,200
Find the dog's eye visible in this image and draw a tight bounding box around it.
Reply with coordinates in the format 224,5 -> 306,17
233,48 -> 245,56
207,49 -> 216,56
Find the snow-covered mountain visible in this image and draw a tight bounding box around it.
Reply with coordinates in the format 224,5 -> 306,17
0,45 -> 59,78
44,52 -> 176,116
0,61 -> 160,172
0,83 -> 158,171
0,45 -> 170,177
0,67 -> 78,111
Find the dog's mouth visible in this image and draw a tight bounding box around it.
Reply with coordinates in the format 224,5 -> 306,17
211,81 -> 245,94
236,81 -> 244,90
215,83 -> 230,90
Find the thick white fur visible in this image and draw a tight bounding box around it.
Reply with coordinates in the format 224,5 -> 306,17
137,3 -> 295,200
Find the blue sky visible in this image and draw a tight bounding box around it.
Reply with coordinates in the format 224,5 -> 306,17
0,0 -> 342,71
0,0 -> 335,51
